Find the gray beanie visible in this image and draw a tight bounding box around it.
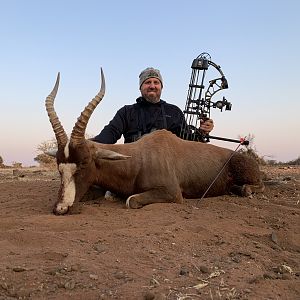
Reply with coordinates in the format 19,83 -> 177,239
139,67 -> 163,87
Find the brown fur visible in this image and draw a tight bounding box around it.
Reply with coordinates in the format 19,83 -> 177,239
53,129 -> 264,214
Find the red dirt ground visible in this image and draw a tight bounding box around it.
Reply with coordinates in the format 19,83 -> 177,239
0,165 -> 299,300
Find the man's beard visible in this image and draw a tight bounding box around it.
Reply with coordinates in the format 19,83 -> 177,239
143,91 -> 161,104
144,96 -> 160,104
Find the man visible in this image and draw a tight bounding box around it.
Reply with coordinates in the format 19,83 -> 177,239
93,67 -> 214,144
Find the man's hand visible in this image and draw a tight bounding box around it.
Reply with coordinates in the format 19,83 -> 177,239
199,118 -> 214,134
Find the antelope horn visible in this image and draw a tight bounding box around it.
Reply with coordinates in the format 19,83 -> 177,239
45,73 -> 68,147
70,68 -> 106,143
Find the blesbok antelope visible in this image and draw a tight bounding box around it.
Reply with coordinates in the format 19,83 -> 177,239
45,69 -> 264,215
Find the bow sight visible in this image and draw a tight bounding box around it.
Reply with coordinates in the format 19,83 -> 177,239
180,52 -> 248,145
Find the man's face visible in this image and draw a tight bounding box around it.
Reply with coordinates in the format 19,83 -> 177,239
140,78 -> 162,103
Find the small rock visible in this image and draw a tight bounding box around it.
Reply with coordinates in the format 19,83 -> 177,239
144,291 -> 155,300
93,243 -> 106,253
64,280 -> 75,290
0,282 -> 8,290
89,274 -> 98,280
281,264 -> 294,274
114,271 -> 126,280
271,232 -> 278,244
144,292 -> 166,300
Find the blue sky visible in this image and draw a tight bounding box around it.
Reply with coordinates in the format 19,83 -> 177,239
0,0 -> 299,166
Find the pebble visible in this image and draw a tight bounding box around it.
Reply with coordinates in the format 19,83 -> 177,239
89,274 -> 98,280
270,232 -> 278,244
64,280 -> 75,290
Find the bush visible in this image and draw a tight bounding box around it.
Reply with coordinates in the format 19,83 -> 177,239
34,153 -> 56,166
285,156 -> 300,165
35,134 -> 93,167
12,162 -> 22,168
237,134 -> 267,165
0,155 -> 4,168
34,138 -> 57,167
238,147 -> 267,165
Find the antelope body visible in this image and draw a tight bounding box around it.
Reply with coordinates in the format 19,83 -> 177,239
45,69 -> 264,215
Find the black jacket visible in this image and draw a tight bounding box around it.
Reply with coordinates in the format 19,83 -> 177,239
93,97 -> 186,144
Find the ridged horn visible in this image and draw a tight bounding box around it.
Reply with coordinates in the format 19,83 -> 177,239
45,73 -> 68,147
70,68 -> 105,143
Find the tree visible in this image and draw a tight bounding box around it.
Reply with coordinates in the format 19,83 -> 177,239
0,155 -> 4,168
286,156 -> 300,165
34,138 -> 57,167
36,138 -> 57,154
34,134 -> 93,167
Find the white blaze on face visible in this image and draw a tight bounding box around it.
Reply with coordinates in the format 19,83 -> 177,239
56,163 -> 77,213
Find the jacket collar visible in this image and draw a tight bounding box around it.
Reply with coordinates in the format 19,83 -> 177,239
136,96 -> 165,105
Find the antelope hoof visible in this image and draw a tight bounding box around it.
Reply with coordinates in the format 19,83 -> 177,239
241,185 -> 252,197
126,196 -> 143,209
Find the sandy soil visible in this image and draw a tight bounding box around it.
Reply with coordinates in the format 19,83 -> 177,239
0,165 -> 299,300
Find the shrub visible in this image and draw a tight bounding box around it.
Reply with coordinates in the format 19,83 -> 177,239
34,138 -> 57,167
285,156 -> 300,165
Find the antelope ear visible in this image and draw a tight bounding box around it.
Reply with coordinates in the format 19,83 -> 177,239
94,149 -> 131,161
45,148 -> 58,157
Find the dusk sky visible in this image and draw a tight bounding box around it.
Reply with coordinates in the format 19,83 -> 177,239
1,0 -> 299,166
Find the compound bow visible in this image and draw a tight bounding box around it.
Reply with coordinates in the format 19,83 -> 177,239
180,52 -> 248,145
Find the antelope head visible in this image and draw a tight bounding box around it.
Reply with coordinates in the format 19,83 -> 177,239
45,70 -> 107,215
